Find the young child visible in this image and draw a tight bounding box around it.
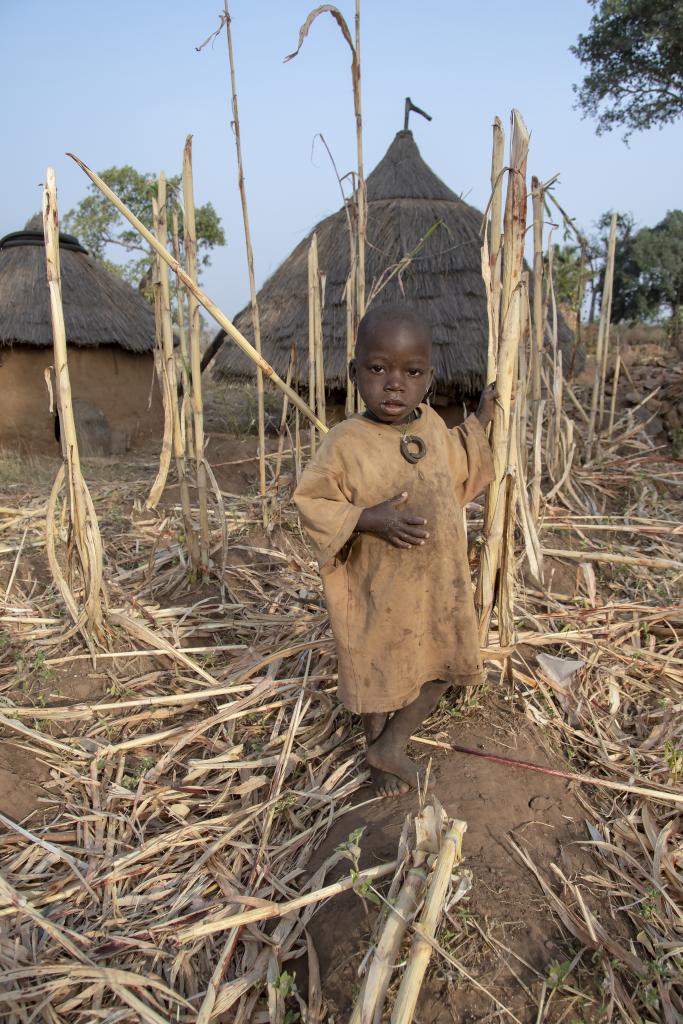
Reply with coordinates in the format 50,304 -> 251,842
294,305 -> 498,797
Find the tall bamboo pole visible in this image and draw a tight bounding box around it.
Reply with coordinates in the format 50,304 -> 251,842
530,176 -> 544,406
311,238 -> 326,430
154,178 -> 198,569
171,207 -> 193,453
307,235 -> 318,456
43,168 -> 106,641
607,339 -> 621,437
183,136 -> 210,574
354,0 -> 366,326
146,255 -> 174,510
477,110 -> 530,645
345,269 -> 356,416
68,153 -> 326,433
224,2 -> 267,521
273,344 -> 297,489
487,117 -> 505,385
586,212 -> 617,457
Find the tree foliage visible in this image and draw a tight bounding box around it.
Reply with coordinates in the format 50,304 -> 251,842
611,211 -> 683,336
548,243 -> 590,307
571,0 -> 683,137
64,166 -> 225,295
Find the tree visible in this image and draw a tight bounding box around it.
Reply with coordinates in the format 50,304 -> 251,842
613,211 -> 683,340
571,0 -> 683,138
64,166 -> 225,296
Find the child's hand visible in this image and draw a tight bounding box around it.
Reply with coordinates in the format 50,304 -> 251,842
476,381 -> 500,428
356,493 -> 429,549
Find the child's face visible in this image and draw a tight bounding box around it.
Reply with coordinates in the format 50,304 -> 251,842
351,322 -> 433,423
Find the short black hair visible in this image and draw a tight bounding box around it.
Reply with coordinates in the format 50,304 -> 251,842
356,304 -> 432,353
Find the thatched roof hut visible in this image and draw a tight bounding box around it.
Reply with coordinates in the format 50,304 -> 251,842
213,129 -> 573,401
0,216 -> 161,453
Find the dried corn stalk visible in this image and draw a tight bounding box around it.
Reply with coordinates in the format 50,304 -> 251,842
153,176 -> 198,569
391,819 -> 467,1024
224,1 -> 267,519
183,136 -> 211,573
285,2 -> 366,413
42,168 -> 107,644
587,212 -> 617,457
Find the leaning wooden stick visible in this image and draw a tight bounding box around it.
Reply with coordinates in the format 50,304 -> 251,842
66,153 -> 327,434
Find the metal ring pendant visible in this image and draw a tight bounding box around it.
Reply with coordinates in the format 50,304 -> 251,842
400,434 -> 427,465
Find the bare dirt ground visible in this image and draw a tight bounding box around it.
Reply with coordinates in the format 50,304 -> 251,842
0,358 -> 681,1022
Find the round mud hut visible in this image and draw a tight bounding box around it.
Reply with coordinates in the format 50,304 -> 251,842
0,215 -> 162,455
212,129 -> 574,416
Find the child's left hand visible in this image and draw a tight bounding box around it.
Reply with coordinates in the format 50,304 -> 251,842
476,381 -> 500,428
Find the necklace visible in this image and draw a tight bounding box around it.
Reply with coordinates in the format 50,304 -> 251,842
363,407 -> 428,465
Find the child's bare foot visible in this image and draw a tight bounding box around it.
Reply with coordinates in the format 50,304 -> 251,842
370,766 -> 410,797
362,714 -> 407,796
366,733 -> 424,790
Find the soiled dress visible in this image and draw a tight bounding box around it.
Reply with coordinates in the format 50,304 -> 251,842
293,405 -> 494,714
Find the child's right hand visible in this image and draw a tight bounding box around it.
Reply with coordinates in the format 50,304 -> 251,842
356,493 -> 429,549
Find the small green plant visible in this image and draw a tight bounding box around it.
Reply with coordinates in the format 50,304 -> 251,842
640,885 -> 661,921
336,826 -> 365,870
546,958 -> 573,990
664,740 -> 683,783
350,868 -> 381,907
273,793 -> 297,816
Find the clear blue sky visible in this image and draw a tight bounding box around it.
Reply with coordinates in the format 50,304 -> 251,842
1,0 -> 680,318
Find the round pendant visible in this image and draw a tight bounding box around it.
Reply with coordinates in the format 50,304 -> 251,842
400,434 -> 427,465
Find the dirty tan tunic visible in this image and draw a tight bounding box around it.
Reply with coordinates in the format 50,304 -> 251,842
294,406 -> 494,714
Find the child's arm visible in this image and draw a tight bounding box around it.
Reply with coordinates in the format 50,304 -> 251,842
475,381 -> 499,429
447,384 -> 498,506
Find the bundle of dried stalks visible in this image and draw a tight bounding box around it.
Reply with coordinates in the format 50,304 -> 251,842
477,110 -> 530,645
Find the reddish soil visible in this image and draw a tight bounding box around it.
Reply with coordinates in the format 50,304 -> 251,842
301,697 -> 603,1022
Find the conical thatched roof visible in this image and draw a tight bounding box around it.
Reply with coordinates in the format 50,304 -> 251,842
0,215 -> 155,353
214,130 -> 573,397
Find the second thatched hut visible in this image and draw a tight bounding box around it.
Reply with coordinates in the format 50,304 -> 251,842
213,129 -> 573,411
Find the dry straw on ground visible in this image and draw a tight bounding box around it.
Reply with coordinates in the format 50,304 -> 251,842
0,354 -> 681,1020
